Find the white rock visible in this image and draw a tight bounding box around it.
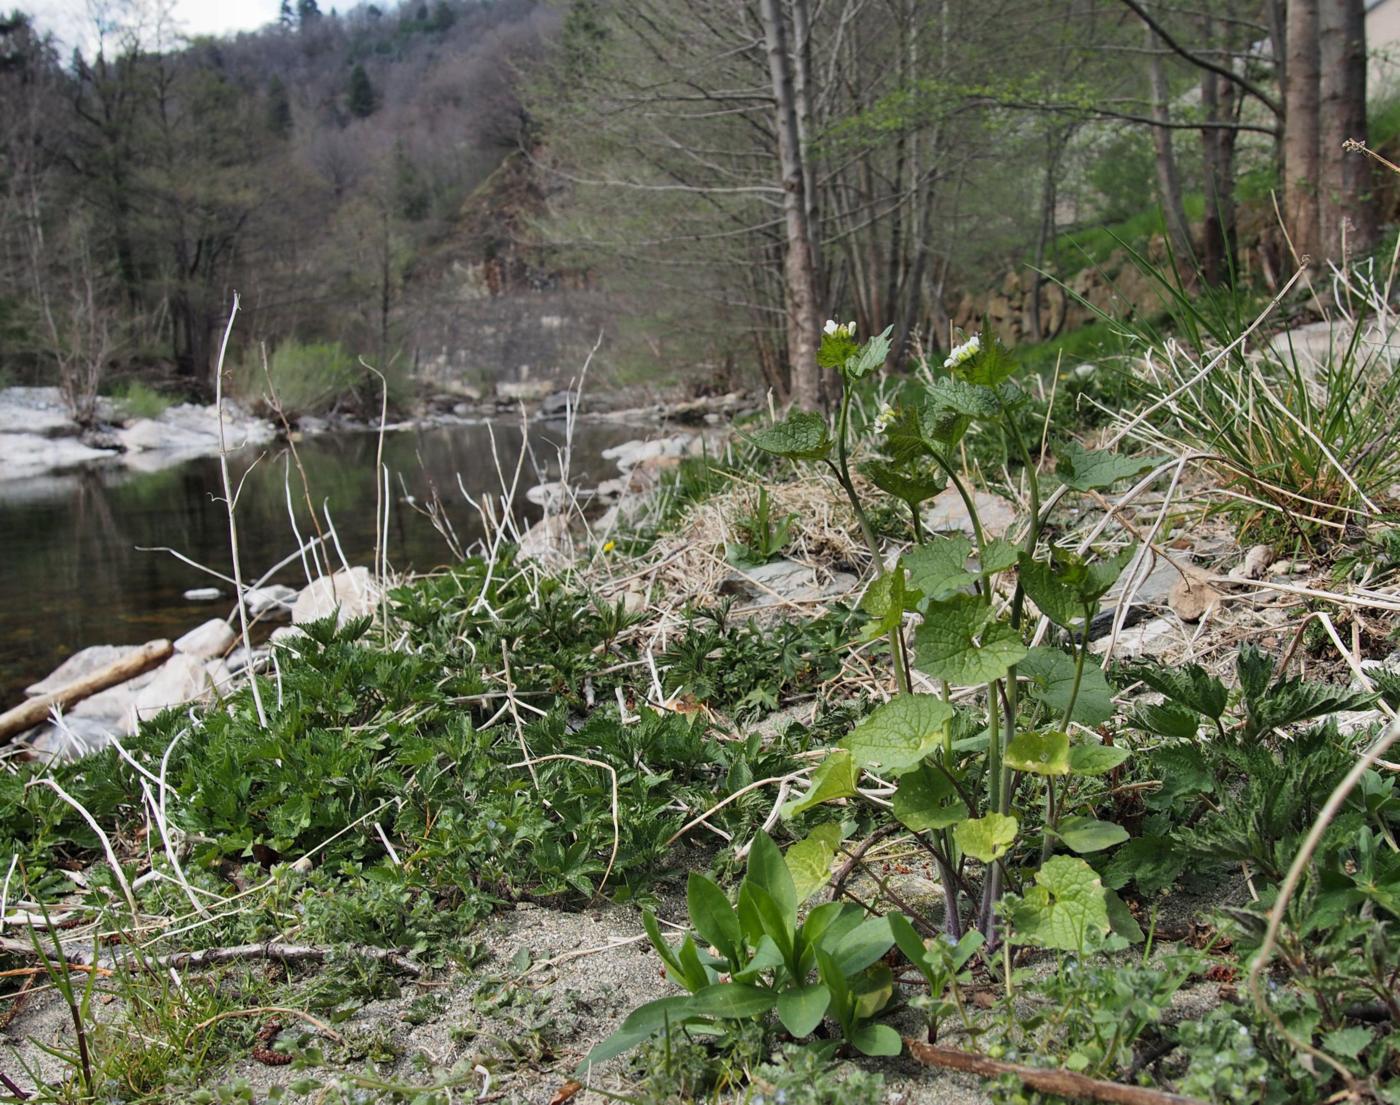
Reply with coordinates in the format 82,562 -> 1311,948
291,567 -> 380,627
184,587 -> 223,601
1090,616 -> 1178,660
204,659 -> 234,690
525,481 -> 576,509
70,684 -> 140,730
517,515 -> 576,569
245,584 -> 298,618
25,716 -> 118,764
601,434 -> 692,471
174,618 -> 236,661
117,401 -> 274,456
0,432 -> 116,481
722,559 -> 820,604
26,645 -> 143,697
923,487 -> 1017,538
269,625 -> 305,650
130,653 -> 215,725
0,386 -> 74,436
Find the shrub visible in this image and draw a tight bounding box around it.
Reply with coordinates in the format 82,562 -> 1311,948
230,340 -> 361,418
110,379 -> 173,420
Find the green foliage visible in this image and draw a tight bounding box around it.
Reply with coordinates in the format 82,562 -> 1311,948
347,64 -> 377,118
727,486 -> 795,567
109,379 -> 175,419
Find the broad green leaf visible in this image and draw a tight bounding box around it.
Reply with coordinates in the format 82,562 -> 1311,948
850,1021 -> 903,1057
777,983 -> 830,1037
1105,889 -> 1145,944
914,597 -> 1028,685
1103,836 -> 1186,895
745,411 -> 833,461
888,913 -> 931,974
1055,442 -> 1166,491
1322,1026 -> 1373,1060
846,326 -> 893,378
892,762 -> 968,832
1018,647 -> 1115,726
1008,855 -> 1111,953
919,400 -> 972,448
744,831 -> 797,928
954,336 -> 1018,387
1068,743 -> 1130,776
861,459 -> 946,507
1055,816 -> 1129,854
1005,729 -> 1070,776
687,873 -> 741,967
785,823 -> 842,904
814,947 -> 850,1021
978,538 -> 1021,575
688,983 -> 777,1019
1130,701 -> 1201,739
903,535 -> 975,601
841,694 -> 954,775
739,882 -> 794,966
954,812 -> 1018,863
577,995 -> 697,1071
832,916 -> 895,975
1121,662 -> 1228,721
850,962 -> 894,1020
858,567 -> 920,644
1018,555 -> 1085,629
1082,546 -> 1137,603
642,910 -> 688,986
782,749 -> 859,818
926,376 -> 1000,417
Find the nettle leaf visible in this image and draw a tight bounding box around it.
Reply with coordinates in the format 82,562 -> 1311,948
1008,855 -> 1111,953
1322,1026 -> 1374,1060
785,823 -> 843,904
954,812 -> 1018,862
846,326 -> 894,378
1018,555 -> 1085,630
1068,743 -> 1130,776
1129,701 -> 1201,739
1103,836 -> 1187,895
817,331 -> 859,370
1055,441 -> 1166,491
745,411 -> 833,461
858,567 -> 921,644
1244,679 -> 1377,741
1120,662 -> 1227,721
1019,647 -> 1115,726
1055,816 -> 1129,854
893,762 -> 968,832
1236,642 -> 1275,706
782,750 -> 859,818
955,335 -> 1019,387
841,694 -> 955,775
861,459 -> 946,507
919,400 -> 972,448
914,597 -> 1028,685
904,535 -> 976,601
926,376 -> 1000,418
1005,729 -> 1070,776
977,538 -> 1021,575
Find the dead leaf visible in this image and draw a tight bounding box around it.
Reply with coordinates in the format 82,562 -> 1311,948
1169,568 -> 1222,622
549,1080 -> 583,1105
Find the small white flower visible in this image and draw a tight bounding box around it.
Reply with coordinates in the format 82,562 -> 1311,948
873,402 -> 897,433
847,320 -> 856,335
943,333 -> 981,370
823,319 -> 856,339
824,319 -> 839,336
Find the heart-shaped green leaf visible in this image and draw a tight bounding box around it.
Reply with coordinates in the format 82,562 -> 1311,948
1055,816 -> 1129,854
892,762 -> 968,832
954,812 -> 1018,862
1007,855 -> 1111,953
904,535 -> 976,601
785,823 -> 842,904
1055,442 -> 1166,491
745,411 -> 833,461
1068,743 -> 1130,775
1005,729 -> 1071,776
914,597 -> 1028,685
1018,647 -> 1115,726
858,567 -> 921,644
841,694 -> 954,775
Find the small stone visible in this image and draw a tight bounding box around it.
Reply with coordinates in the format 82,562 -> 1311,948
1168,568 -> 1222,623
923,487 -> 1017,538
1091,616 -> 1177,659
245,584 -> 297,618
184,587 -> 223,602
1230,544 -> 1275,581
291,567 -> 379,627
174,618 -> 236,661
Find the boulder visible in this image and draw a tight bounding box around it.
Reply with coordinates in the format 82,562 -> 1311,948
291,567 -> 380,627
601,434 -> 692,471
540,390 -> 574,418
130,653 -> 215,724
174,618 -> 236,661
117,401 -> 274,456
923,487 -> 1017,539
0,433 -> 116,481
245,584 -> 298,618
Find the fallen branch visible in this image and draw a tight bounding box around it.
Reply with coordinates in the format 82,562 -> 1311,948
0,936 -> 422,976
0,639 -> 172,742
905,1040 -> 1209,1105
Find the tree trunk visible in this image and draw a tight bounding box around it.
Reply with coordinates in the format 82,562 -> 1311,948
1146,24 -> 1195,276
1318,0 -> 1375,260
759,0 -> 821,410
1284,0 -> 1322,262
1199,11 -> 1239,285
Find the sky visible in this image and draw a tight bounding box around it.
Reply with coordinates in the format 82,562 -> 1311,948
31,0 -> 283,54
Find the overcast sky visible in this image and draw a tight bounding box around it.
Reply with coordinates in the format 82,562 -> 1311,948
32,0 -> 283,53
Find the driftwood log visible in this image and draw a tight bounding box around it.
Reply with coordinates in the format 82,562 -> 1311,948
0,639 -> 173,743
906,1040 -> 1209,1105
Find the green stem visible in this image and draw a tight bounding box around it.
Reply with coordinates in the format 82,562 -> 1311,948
830,381 -> 910,695
1040,776 -> 1057,866
986,678 -> 1002,814
1058,605 -> 1093,731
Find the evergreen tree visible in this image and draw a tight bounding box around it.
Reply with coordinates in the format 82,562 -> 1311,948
266,76 -> 292,138
430,2 -> 455,32
347,63 -> 376,118
296,0 -> 321,24
278,0 -> 295,28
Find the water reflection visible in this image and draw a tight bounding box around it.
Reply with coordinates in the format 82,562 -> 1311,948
0,419 -> 643,703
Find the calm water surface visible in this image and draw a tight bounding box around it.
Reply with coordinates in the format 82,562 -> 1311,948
0,419 -> 644,705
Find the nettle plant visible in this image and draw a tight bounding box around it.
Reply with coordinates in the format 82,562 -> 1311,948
585,327 -> 1163,1068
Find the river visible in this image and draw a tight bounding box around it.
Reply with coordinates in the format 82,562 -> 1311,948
0,419 -> 645,705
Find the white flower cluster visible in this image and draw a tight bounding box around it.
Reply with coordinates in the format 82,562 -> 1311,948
823,319 -> 856,339
873,402 -> 897,433
943,333 -> 981,370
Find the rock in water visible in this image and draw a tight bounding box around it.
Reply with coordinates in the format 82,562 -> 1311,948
184,587 -> 223,601
245,584 -> 298,618
291,567 -> 380,627
174,618 -> 236,661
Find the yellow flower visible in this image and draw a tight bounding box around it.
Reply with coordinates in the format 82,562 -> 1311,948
602,540 -> 616,553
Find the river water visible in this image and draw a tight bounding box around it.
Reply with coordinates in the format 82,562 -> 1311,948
0,419 -> 644,705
